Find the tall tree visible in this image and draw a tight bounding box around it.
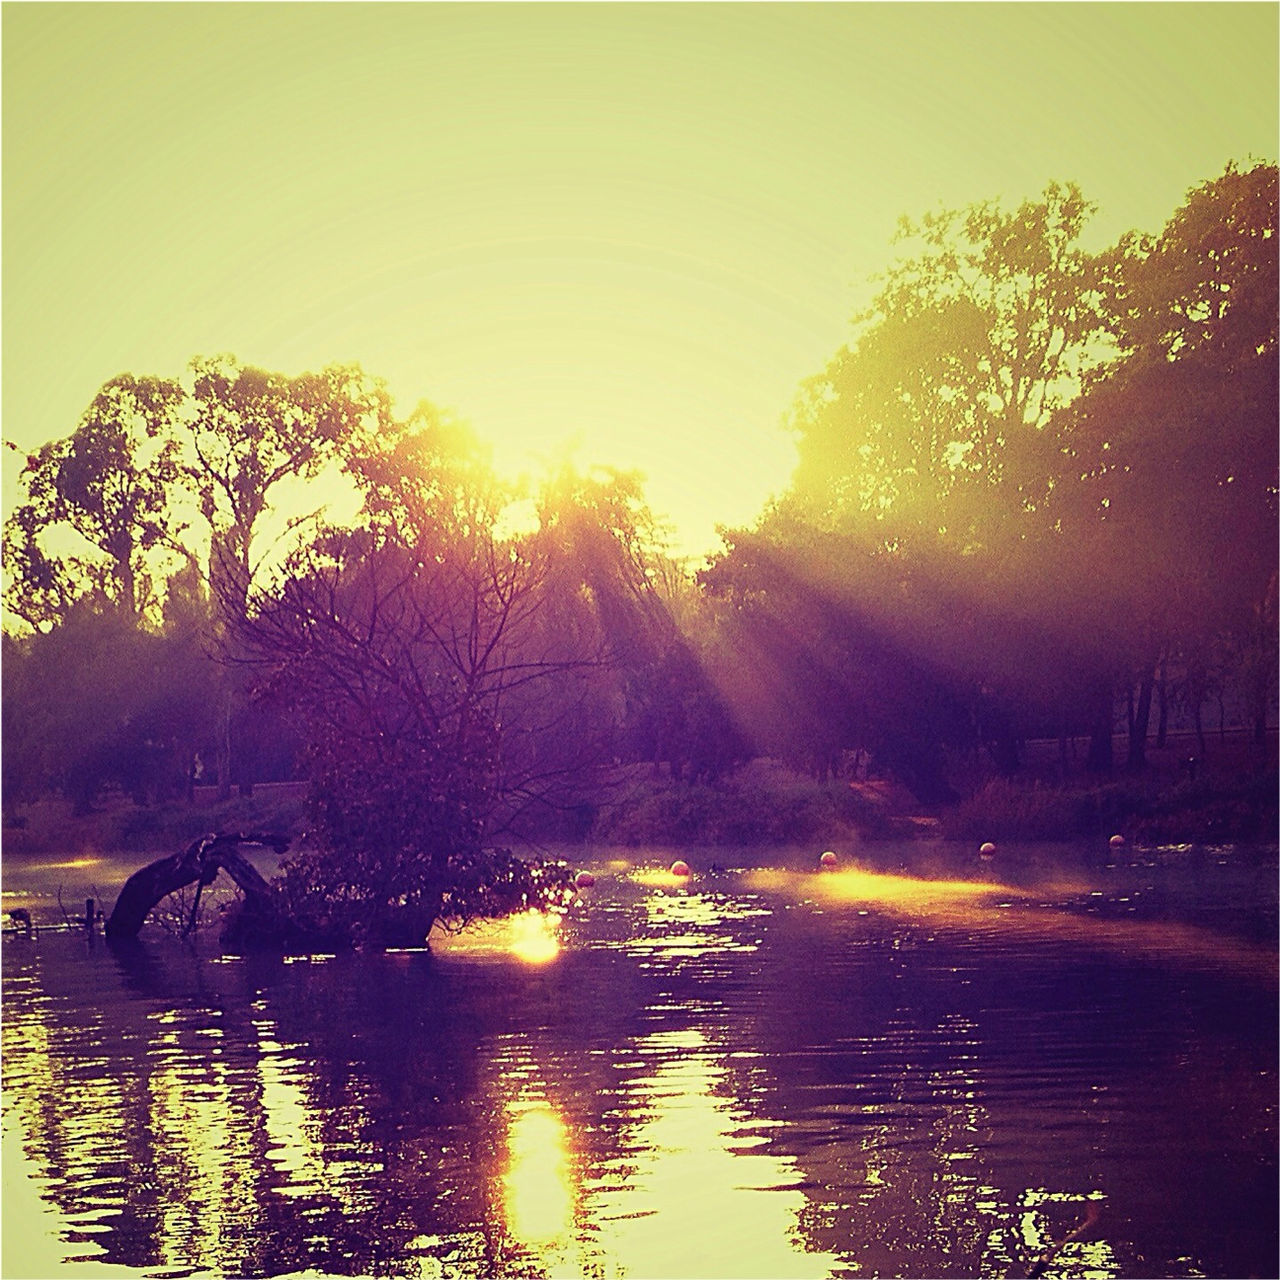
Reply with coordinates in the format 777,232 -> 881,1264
790,181 -> 1113,552
183,355 -> 391,797
3,374 -> 184,629
1056,162 -> 1279,765
701,510 -> 975,802
184,354 -> 391,612
0,600 -> 196,813
739,184 -> 1122,787
1106,161 -> 1277,371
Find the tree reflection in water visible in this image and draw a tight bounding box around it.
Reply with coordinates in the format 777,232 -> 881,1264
2,845 -> 1276,1278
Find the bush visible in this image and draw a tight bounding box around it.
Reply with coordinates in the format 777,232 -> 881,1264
942,771 -> 1278,844
589,774 -> 873,846
1128,773 -> 1278,843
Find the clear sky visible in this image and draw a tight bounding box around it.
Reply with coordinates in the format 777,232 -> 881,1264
3,2 -> 1276,557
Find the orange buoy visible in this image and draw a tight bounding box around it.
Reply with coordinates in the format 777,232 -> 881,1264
670,859 -> 691,878
979,842 -> 997,858
575,871 -> 595,889
820,850 -> 838,868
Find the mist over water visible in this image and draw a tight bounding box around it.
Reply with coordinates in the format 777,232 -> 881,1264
3,840 -> 1276,1279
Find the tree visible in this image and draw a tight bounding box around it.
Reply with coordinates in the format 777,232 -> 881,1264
227,417 -> 589,946
151,561 -> 223,800
1054,162 -> 1279,765
711,186 -> 1121,794
789,182 -> 1113,553
183,355 -> 391,608
701,511 -> 975,803
1106,161 -> 1277,371
766,167 -> 1277,784
0,600 -> 187,813
181,355 -> 392,798
3,374 -> 184,629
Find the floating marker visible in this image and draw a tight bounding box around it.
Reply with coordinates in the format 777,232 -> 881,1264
979,842 -> 997,858
575,871 -> 595,889
820,850 -> 838,868
670,859 -> 691,878
1109,834 -> 1126,849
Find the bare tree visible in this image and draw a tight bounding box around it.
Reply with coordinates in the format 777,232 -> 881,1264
225,421 -> 628,944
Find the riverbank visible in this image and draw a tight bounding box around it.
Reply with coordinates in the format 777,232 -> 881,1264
3,734 -> 1274,860
1,782 -> 310,859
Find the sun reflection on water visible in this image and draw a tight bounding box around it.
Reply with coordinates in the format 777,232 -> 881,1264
430,909 -> 563,965
586,1027 -> 840,1279
9,855 -> 104,874
507,910 -> 562,965
1,846 -> 1271,1280
503,1103 -> 574,1247
746,864 -> 1275,981
750,863 -> 1024,908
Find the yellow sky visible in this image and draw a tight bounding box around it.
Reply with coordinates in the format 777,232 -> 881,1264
3,3 -> 1276,556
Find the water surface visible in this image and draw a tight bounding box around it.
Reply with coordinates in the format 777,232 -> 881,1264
3,841 -> 1276,1278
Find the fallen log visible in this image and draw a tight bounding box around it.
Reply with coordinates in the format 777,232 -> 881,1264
104,832 -> 289,942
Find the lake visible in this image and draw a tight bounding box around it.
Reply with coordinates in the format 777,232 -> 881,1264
2,840 -> 1276,1279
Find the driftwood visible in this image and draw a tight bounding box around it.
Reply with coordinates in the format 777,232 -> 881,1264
104,832 -> 289,942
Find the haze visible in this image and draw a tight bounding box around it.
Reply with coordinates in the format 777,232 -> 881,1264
3,2 -> 1276,554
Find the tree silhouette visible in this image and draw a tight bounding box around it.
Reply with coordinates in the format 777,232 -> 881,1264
3,374 -> 184,629
181,355 -> 392,799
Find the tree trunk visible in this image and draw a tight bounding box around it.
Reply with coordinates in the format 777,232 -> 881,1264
1156,656 -> 1169,749
1127,665 -> 1156,771
1085,673 -> 1114,775
105,832 -> 287,942
216,690 -> 234,803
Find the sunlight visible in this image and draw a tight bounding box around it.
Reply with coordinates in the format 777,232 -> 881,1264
428,909 -> 564,965
749,864 -> 1023,909
632,866 -> 697,890
749,865 -> 1276,982
492,496 -> 541,543
21,856 -> 102,872
1,1111 -> 114,1278
145,1020 -> 261,1271
507,910 -> 562,966
586,1027 -> 840,1278
255,1038 -> 327,1198
503,1103 -> 574,1247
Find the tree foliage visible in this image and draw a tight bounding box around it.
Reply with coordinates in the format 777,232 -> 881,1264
1,598 -> 218,813
1054,162 -> 1279,759
185,355 -> 392,609
715,163 -> 1277,787
4,374 -> 184,628
790,181 -> 1113,551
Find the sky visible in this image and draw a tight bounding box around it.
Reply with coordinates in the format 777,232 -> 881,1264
3,2 -> 1276,557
